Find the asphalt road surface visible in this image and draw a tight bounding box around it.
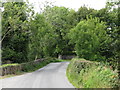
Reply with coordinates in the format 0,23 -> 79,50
1,62 -> 75,88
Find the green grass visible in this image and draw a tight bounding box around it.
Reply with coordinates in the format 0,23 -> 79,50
21,60 -> 50,72
50,59 -> 70,62
0,63 -> 19,68
66,58 -> 119,88
22,59 -> 70,72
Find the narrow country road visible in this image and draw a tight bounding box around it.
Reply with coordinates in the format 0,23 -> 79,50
1,62 -> 74,88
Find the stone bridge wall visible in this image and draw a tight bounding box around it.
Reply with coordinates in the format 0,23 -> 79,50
0,59 -> 44,76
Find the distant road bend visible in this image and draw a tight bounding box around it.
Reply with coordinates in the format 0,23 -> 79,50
1,62 -> 74,88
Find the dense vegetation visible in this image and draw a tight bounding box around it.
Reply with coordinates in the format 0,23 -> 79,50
67,58 -> 119,88
69,17 -> 110,61
1,0 -> 119,79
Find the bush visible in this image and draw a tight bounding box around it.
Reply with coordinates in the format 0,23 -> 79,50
21,57 -> 58,72
21,59 -> 49,72
67,58 -> 119,88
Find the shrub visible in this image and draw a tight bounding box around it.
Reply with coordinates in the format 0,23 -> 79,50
67,58 -> 119,88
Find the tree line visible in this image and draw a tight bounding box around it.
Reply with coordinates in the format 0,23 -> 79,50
1,1 -> 119,69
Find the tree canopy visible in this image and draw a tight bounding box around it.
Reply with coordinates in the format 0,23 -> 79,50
1,0 -> 119,69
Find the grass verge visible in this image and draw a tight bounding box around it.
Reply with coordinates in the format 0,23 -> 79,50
66,58 -> 120,88
0,63 -> 19,68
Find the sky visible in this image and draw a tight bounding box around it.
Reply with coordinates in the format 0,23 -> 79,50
28,0 -> 107,13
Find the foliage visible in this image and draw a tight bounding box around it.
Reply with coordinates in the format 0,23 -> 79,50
67,58 -> 119,88
2,2 -> 34,63
21,59 -> 50,72
2,1 -> 119,72
76,6 -> 97,22
94,0 -> 120,67
69,17 -> 111,61
28,14 -> 56,60
43,6 -> 77,56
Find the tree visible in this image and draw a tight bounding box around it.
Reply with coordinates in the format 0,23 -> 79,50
28,13 -> 56,60
43,6 -> 77,56
69,17 -> 111,60
105,0 -> 120,69
2,2 -> 33,63
76,6 -> 97,22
